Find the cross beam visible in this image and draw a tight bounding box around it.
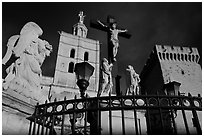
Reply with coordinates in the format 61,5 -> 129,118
90,15 -> 131,39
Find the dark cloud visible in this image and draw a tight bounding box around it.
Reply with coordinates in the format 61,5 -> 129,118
2,2 -> 201,92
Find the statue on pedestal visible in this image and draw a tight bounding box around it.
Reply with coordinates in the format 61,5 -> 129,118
78,11 -> 85,24
98,58 -> 113,96
2,22 -> 52,102
126,65 -> 140,95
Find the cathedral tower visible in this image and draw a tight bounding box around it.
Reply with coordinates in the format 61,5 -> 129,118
52,11 -> 100,100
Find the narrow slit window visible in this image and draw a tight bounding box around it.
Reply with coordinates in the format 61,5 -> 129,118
162,53 -> 165,60
192,55 -> 195,62
181,54 -> 184,61
189,55 -> 191,62
185,54 -> 188,61
170,53 -> 173,60
174,53 -> 177,60
158,52 -> 162,60
166,53 -> 169,60
178,54 -> 180,61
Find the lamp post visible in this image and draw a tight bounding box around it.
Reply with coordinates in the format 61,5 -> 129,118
164,81 -> 181,96
74,62 -> 94,98
72,62 -> 95,134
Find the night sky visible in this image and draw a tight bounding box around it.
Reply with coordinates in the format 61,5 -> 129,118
2,2 -> 202,92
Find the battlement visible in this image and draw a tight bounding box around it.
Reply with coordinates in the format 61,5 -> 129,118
155,45 -> 200,63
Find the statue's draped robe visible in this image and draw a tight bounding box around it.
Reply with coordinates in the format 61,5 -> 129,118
99,60 -> 113,95
126,67 -> 140,95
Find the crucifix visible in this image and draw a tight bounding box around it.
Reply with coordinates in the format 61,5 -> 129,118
90,15 -> 131,64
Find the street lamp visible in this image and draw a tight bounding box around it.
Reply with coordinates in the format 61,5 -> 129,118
74,62 -> 94,98
164,81 -> 181,96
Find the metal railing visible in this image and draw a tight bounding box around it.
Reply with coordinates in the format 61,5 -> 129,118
27,92 -> 202,135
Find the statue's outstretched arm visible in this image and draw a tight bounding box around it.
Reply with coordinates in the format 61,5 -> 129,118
118,29 -> 128,33
97,20 -> 108,28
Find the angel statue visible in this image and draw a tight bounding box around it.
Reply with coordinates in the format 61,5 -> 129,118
98,58 -> 113,96
126,65 -> 140,95
2,22 -> 52,102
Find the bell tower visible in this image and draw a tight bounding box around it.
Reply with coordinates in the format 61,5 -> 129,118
52,11 -> 100,100
73,11 -> 88,38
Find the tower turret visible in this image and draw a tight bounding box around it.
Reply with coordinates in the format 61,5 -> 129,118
72,11 -> 88,38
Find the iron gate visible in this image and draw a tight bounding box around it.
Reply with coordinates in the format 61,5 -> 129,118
27,92 -> 202,135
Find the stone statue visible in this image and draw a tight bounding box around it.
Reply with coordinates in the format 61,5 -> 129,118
98,58 -> 113,96
97,20 -> 127,62
78,11 -> 85,24
2,22 -> 52,102
126,65 -> 140,95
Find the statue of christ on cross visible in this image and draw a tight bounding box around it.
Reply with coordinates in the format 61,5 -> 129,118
97,20 -> 128,62
91,16 -> 131,64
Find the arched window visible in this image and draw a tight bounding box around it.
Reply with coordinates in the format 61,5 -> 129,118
81,28 -> 84,37
68,62 -> 74,73
84,52 -> 89,61
70,49 -> 75,58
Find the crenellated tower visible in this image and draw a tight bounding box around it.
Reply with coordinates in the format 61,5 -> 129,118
140,45 -> 202,96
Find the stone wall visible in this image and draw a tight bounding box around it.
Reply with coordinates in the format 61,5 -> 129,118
2,89 -> 37,134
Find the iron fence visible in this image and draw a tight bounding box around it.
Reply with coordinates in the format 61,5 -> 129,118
27,92 -> 202,135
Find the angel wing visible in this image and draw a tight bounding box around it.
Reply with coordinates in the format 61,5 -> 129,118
13,22 -> 43,57
2,35 -> 20,65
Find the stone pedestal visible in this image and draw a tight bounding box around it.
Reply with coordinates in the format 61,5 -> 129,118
2,89 -> 37,135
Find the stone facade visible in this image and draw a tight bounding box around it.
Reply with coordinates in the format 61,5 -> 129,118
140,45 -> 202,96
